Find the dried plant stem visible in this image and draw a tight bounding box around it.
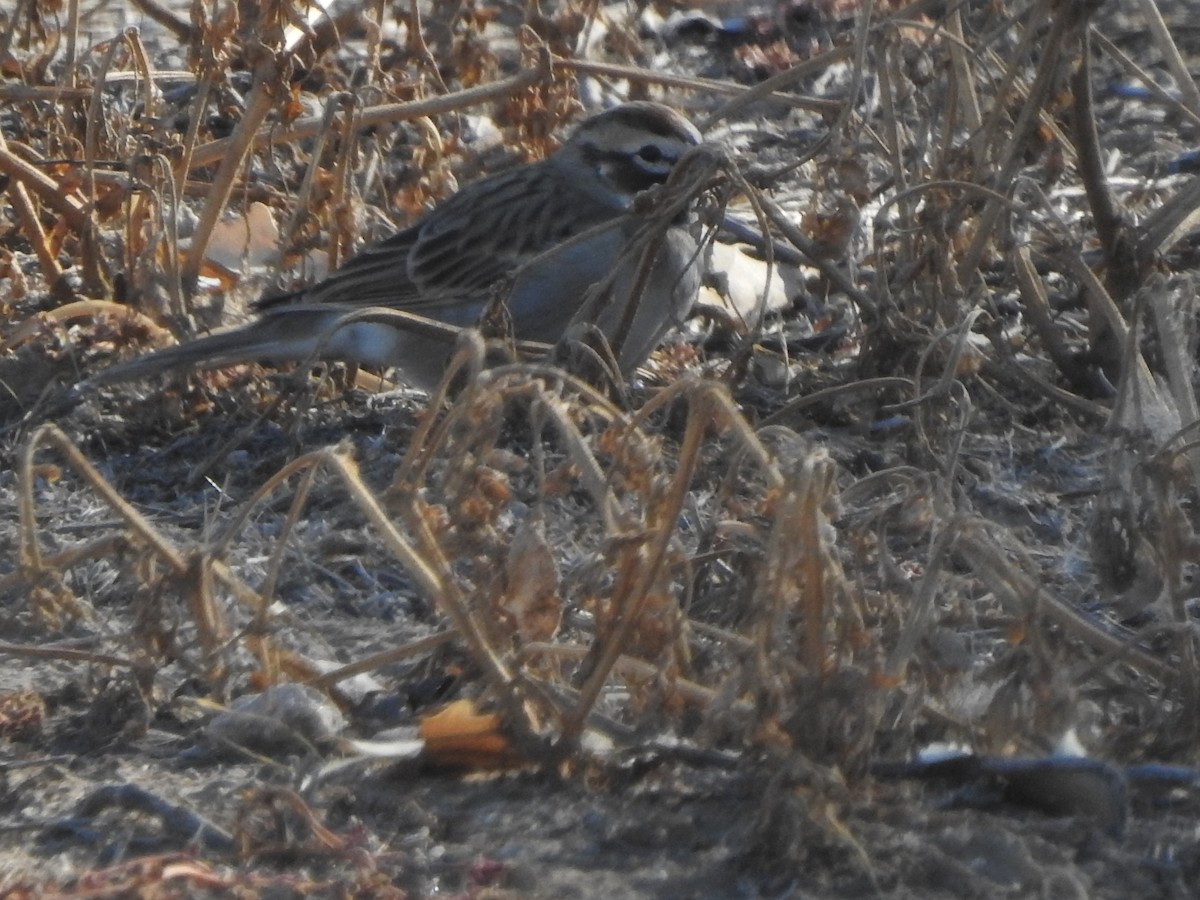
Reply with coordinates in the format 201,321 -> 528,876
189,439 -> 534,717
281,93 -> 355,256
1136,177 -> 1200,260
532,391 -> 623,531
0,536 -> 126,594
958,0 -> 1075,283
877,38 -> 908,228
0,144 -> 90,232
20,427 -> 181,574
758,193 -> 876,318
185,552 -> 231,690
0,300 -> 169,356
148,154 -> 186,317
307,631 -> 457,690
573,57 -> 840,112
130,0 -> 195,42
174,66 -> 215,199
559,389 -> 707,745
18,426 -> 276,684
700,43 -> 854,128
18,426 -> 266,613
1070,28 -> 1131,287
886,518 -> 960,676
0,131 -> 62,293
262,464 -> 321,620
978,358 -> 1110,421
955,525 -> 1169,679
522,642 -> 735,710
0,642 -> 136,669
944,6 -> 984,169
973,0 -> 1054,169
1063,252 -> 1158,406
783,454 -> 840,669
1090,26 -> 1200,129
761,377 -> 913,427
182,59 -> 283,290
122,27 -> 158,120
1134,0 -> 1200,116
321,450 -> 521,695
1149,278 -> 1200,488
187,68 -> 547,169
328,96 -> 361,270
634,378 -> 783,489
1012,246 -> 1076,377
63,0 -> 80,88
0,85 -> 93,100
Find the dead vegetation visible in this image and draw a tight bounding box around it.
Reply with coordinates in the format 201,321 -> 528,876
3,0 -> 1200,896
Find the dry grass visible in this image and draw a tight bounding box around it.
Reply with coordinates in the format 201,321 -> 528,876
4,0 -> 1200,895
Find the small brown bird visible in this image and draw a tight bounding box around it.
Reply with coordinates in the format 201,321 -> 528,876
81,101 -> 707,394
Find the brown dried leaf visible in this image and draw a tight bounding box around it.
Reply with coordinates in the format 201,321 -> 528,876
501,521 -> 562,643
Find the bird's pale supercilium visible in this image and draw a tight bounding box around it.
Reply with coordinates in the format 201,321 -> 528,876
85,101 -> 706,393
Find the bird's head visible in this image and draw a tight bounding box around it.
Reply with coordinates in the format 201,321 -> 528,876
560,102 -> 703,201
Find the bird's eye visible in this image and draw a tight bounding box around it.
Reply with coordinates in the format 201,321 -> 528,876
636,144 -> 664,163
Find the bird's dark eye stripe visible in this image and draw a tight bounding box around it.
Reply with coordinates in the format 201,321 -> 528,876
637,144 -> 663,162
583,144 -> 678,166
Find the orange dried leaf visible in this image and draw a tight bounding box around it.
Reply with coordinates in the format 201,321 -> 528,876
419,699 -> 520,768
196,258 -> 243,290
31,463 -> 62,483
801,197 -> 860,260
476,467 -> 513,503
871,670 -> 903,690
1007,618 -> 1028,645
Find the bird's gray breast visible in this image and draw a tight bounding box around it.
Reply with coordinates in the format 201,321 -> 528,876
504,226 -> 628,342
505,220 -> 701,371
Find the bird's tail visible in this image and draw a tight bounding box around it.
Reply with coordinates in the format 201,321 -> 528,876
59,303 -> 461,411
56,315 -> 327,415
83,321 -> 304,390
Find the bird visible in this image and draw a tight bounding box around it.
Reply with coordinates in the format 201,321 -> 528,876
80,101 -> 708,395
